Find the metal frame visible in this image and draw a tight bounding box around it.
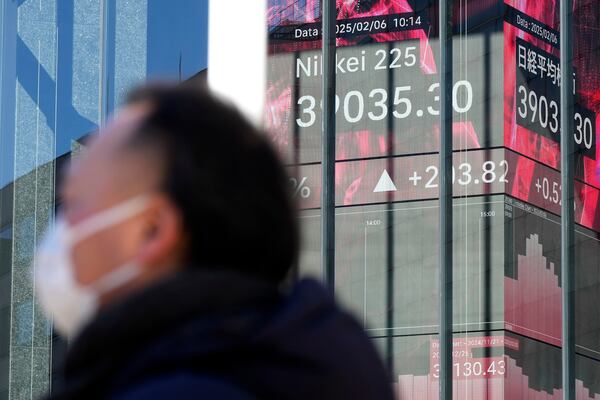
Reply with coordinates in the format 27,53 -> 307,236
439,1 -> 453,399
560,0 -> 575,398
321,0 -> 337,290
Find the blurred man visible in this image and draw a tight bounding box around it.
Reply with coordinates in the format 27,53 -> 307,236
36,85 -> 393,399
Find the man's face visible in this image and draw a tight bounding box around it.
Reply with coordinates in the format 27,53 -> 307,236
59,105 -> 184,302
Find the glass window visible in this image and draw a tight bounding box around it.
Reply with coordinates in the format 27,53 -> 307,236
0,1 -> 208,398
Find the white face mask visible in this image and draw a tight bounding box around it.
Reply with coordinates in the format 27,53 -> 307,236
35,195 -> 150,338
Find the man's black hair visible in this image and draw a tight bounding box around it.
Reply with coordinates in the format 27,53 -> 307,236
126,84 -> 298,284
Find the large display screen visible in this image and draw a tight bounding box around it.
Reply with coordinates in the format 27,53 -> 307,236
296,194 -> 600,397
268,0 -> 600,224
503,0 -> 600,187
267,1 -> 600,398
267,0 -> 504,164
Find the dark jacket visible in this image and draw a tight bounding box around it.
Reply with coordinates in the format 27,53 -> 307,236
46,269 -> 394,399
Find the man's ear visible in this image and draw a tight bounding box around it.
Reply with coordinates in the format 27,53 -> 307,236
137,196 -> 186,270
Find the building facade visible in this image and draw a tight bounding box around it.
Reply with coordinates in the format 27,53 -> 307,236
267,0 -> 600,398
0,1 -> 208,398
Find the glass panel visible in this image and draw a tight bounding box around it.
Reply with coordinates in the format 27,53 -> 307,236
264,0 -> 600,398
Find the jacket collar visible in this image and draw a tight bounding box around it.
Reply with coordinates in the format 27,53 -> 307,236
63,268 -> 281,380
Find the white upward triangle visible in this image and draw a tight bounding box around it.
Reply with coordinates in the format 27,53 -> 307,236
373,170 -> 397,193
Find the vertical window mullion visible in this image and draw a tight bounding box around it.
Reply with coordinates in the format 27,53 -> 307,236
321,0 -> 336,290
560,0 -> 575,398
439,1 -> 453,399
